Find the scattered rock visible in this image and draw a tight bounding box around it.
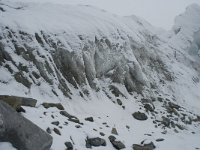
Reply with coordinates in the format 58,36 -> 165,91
168,102 -> 180,110
157,97 -> 163,102
161,116 -> 170,127
86,137 -> 106,148
111,127 -> 118,135
156,138 -> 164,142
53,128 -> 61,135
176,124 -> 185,130
85,117 -> 94,122
51,121 -> 59,126
46,127 -> 51,134
65,142 -> 73,150
100,132 -> 105,136
133,142 -> 155,150
60,111 -> 80,124
42,102 -> 64,110
16,106 -> 26,113
126,125 -> 130,129
144,104 -> 154,112
0,101 -> 52,150
75,125 -> 81,128
117,99 -> 123,106
132,112 -> 148,121
108,135 -> 125,149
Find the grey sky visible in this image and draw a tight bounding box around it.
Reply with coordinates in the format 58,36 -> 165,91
15,0 -> 200,30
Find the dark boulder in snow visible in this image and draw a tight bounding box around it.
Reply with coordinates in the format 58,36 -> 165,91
65,141 -> 73,150
85,117 -> 94,122
108,135 -> 126,149
132,111 -> 148,121
0,101 -> 52,150
132,142 -> 155,150
85,137 -> 106,148
42,102 -> 64,110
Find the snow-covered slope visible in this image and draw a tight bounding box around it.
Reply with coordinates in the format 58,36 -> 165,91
0,1 -> 200,150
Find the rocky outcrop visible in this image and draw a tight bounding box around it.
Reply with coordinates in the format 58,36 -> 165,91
0,95 -> 37,110
0,101 -> 52,150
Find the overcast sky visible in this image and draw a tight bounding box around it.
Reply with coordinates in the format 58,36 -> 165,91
15,0 -> 200,30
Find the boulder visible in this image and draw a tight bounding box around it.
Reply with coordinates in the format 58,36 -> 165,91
117,99 -> 123,106
144,104 -> 154,112
108,135 -> 125,150
0,101 -> 52,150
60,111 -> 80,124
161,116 -> 171,127
0,95 -> 37,110
133,142 -> 155,150
168,102 -> 180,110
51,121 -> 59,126
42,102 -> 64,110
86,137 -> 106,148
111,127 -> 118,135
65,142 -> 73,150
53,128 -> 61,135
132,112 -> 148,121
85,117 -> 94,122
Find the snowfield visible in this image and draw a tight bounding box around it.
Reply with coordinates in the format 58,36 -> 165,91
0,0 -> 200,150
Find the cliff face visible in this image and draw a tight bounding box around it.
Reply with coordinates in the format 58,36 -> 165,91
0,1 -> 171,101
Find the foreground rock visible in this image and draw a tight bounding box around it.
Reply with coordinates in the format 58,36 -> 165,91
0,101 -> 53,150
108,135 -> 126,149
132,112 -> 148,121
0,95 -> 37,110
85,137 -> 106,148
133,142 -> 155,150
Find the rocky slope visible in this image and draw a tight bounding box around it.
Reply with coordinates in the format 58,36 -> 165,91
0,1 -> 200,150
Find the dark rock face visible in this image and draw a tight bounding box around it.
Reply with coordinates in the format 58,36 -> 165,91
42,102 -> 64,110
65,142 -> 73,150
108,135 -> 125,150
132,112 -> 148,121
133,142 -> 155,150
85,137 -> 106,148
0,101 -> 53,150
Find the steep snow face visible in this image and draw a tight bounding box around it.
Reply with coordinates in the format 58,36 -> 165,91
169,4 -> 200,51
0,0 -> 167,101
